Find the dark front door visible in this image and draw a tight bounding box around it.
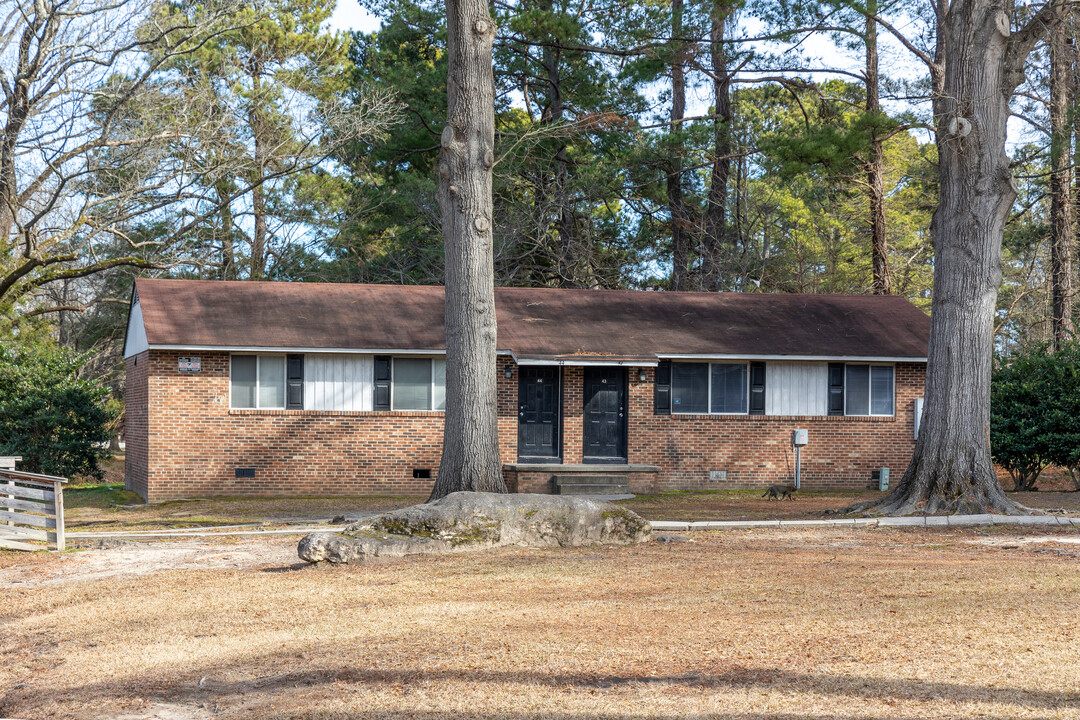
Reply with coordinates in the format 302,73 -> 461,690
583,367 -> 627,463
518,366 -> 561,462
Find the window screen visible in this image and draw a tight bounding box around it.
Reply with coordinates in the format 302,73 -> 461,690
710,363 -> 748,413
845,364 -> 870,416
394,358 -> 432,410
231,356 -> 257,408
870,365 -> 894,415
258,355 -> 285,409
433,359 -> 446,411
671,363 -> 708,413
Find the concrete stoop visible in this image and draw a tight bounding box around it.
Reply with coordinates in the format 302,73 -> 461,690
554,474 -> 631,496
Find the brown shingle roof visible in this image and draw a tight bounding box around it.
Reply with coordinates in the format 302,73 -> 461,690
134,278 -> 930,360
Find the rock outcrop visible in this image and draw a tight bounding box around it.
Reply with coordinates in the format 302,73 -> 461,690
297,491 -> 651,564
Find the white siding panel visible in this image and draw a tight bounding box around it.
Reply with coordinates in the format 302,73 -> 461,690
306,355 -> 373,411
765,362 -> 827,416
123,301 -> 149,358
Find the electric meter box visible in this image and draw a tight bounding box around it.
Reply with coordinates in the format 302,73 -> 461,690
792,429 -> 808,446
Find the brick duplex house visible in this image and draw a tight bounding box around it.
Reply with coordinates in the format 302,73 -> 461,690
123,278 -> 930,502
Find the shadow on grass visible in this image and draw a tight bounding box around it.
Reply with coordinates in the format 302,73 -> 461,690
14,656 -> 1077,718
64,483 -> 142,509
259,562 -> 310,573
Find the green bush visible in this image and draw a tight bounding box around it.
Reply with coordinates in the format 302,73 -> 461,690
0,340 -> 114,479
991,342 -> 1080,491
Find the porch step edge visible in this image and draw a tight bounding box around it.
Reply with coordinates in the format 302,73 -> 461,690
556,484 -> 632,496
554,474 -> 630,486
504,463 -> 660,473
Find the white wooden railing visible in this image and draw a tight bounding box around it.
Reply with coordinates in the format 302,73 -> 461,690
0,467 -> 67,551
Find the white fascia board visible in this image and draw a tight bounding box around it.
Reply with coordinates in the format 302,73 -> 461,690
148,345 -> 446,355
657,353 -> 928,363
515,358 -> 659,367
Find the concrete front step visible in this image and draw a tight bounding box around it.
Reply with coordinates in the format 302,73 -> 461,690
554,475 -> 631,495
556,484 -> 632,496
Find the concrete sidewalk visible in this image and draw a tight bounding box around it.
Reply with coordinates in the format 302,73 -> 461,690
650,514 -> 1080,531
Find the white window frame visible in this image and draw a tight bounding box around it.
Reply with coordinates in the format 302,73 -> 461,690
230,354 -> 286,410
842,363 -> 895,417
390,356 -> 446,412
672,361 -> 750,415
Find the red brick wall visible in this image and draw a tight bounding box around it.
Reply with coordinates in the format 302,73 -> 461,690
123,351 -> 149,498
505,363 -> 923,493
497,357 -> 518,463
126,350 -> 924,500
126,351 -> 523,501
623,363 -> 924,491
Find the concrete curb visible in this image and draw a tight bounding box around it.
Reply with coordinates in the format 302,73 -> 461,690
650,514 -> 1077,531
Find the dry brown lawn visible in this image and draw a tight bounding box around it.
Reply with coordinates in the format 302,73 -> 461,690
65,490 -> 418,532
2,525 -> 1079,720
64,485 -> 1080,534
72,455 -> 1080,532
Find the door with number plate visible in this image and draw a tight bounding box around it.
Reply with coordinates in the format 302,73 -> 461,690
582,367 -> 627,463
517,366 -> 561,462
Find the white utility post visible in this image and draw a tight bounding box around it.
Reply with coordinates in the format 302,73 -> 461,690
791,430 -> 808,489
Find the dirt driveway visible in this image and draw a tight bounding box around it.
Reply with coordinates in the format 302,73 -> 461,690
0,536 -> 304,588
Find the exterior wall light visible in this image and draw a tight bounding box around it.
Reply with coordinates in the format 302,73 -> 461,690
638,369 -> 648,382
504,366 -> 513,379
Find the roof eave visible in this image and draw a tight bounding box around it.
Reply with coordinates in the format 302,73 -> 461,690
656,353 -> 928,363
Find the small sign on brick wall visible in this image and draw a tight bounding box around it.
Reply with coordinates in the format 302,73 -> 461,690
178,356 -> 202,373
709,470 -> 727,482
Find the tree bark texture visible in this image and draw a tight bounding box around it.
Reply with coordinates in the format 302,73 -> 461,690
865,0 -> 891,295
216,178 -> 235,280
429,0 -> 506,501
667,0 -> 689,291
249,66 -> 268,281
701,1 -> 731,292
1073,7 -> 1080,306
855,0 -> 1065,515
0,4 -> 51,245
540,37 -> 578,287
1050,8 -> 1074,349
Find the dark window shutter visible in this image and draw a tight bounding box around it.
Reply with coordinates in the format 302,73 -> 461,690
828,363 -> 845,416
286,354 -> 304,410
749,362 -> 766,415
654,361 -> 671,415
374,356 -> 392,411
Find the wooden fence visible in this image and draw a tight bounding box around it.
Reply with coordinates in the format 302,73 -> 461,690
0,468 -> 67,551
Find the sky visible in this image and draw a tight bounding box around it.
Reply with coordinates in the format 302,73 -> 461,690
327,0 -> 381,34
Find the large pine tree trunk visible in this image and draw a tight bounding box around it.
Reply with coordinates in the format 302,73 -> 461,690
855,0 -> 1063,516
429,0 -> 506,501
865,0 -> 891,295
667,0 -> 689,291
541,41 -> 577,287
1050,8 -> 1074,349
249,67 -> 267,281
701,1 -> 731,292
216,179 -> 235,280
